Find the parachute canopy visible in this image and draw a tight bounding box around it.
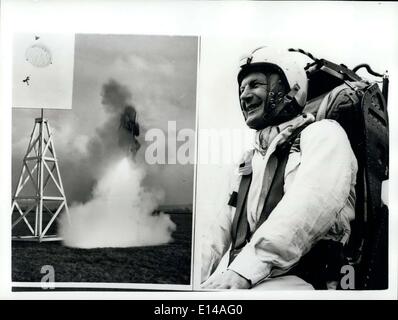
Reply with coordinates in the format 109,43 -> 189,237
25,43 -> 52,68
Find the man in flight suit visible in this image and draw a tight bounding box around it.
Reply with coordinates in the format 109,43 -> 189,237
201,47 -> 358,290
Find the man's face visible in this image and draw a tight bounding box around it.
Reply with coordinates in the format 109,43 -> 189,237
239,71 -> 286,130
239,72 -> 268,129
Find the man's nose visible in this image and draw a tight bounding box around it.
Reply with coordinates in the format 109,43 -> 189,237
240,86 -> 253,102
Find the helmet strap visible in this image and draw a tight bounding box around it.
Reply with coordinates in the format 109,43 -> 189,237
261,83 -> 302,127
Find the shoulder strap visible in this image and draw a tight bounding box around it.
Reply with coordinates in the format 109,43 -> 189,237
228,124 -> 309,265
253,125 -> 308,232
228,151 -> 289,266
230,174 -> 252,248
254,148 -> 290,230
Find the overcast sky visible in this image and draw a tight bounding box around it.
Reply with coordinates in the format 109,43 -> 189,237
12,33 -> 198,206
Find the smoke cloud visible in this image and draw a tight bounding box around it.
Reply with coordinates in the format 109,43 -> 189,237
60,157 -> 176,248
83,79 -> 142,176
59,79 -> 176,248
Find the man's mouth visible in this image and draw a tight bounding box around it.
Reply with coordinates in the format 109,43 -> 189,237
245,103 -> 261,113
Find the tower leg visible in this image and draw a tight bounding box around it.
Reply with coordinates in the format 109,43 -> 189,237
38,118 -> 44,241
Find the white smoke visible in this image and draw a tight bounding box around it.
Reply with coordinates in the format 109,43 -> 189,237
58,79 -> 177,248
60,156 -> 176,249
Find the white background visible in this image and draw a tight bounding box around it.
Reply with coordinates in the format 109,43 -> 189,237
1,0 -> 398,299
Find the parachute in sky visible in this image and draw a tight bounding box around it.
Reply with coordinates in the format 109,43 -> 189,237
25,43 -> 52,68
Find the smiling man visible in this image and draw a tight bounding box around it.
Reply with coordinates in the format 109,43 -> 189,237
201,47 -> 358,290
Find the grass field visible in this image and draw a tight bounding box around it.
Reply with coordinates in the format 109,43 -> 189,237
12,213 -> 192,285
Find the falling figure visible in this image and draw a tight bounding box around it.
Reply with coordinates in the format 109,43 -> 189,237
119,105 -> 141,156
22,76 -> 30,86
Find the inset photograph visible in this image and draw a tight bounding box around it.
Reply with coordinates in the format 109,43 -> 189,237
11,33 -> 198,289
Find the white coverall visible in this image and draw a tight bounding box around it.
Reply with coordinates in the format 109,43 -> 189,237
201,113 -> 358,289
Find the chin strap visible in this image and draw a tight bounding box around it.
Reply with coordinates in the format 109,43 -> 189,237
262,83 -> 302,127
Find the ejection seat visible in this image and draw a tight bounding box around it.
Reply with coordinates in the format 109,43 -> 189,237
302,58 -> 389,290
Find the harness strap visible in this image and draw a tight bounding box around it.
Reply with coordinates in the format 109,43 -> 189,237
255,149 -> 290,230
229,173 -> 252,263
228,125 -> 307,266
228,151 -> 289,266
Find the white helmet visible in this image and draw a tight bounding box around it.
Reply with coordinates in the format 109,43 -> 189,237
238,46 -> 309,107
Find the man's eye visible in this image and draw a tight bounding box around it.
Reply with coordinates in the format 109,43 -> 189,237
253,81 -> 266,87
240,81 -> 265,93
